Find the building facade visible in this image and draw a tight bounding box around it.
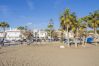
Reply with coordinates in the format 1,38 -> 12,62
33,29 -> 48,39
6,29 -> 23,40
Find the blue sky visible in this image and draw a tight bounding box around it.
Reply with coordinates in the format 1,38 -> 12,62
0,0 -> 99,29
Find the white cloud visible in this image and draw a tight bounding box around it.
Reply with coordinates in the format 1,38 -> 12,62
27,22 -> 33,26
26,0 -> 35,10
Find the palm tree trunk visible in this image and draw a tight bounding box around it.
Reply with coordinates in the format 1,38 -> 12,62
2,28 -> 6,46
94,22 -> 97,34
67,25 -> 70,47
82,35 -> 85,47
94,28 -> 97,35
86,22 -> 88,36
77,28 -> 79,37
94,22 -> 97,45
74,37 -> 77,48
94,27 -> 97,45
50,30 -> 52,42
61,32 -> 63,43
75,28 -> 78,48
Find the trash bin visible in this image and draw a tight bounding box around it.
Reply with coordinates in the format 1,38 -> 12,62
86,36 -> 93,43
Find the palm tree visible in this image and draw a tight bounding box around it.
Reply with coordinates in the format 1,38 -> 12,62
71,17 -> 82,47
80,20 -> 87,47
81,16 -> 90,46
60,8 -> 75,47
70,13 -> 86,47
82,11 -> 99,35
82,10 -> 99,45
87,10 -> 99,45
82,16 -> 90,36
88,10 -> 99,35
0,22 -> 9,46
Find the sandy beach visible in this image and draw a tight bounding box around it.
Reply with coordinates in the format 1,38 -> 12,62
0,42 -> 99,66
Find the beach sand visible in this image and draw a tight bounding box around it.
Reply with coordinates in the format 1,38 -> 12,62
0,42 -> 99,66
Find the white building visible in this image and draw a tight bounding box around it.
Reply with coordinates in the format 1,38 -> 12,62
0,28 -> 23,41
64,31 -> 74,38
38,30 -> 47,39
33,29 -> 47,39
0,28 -> 48,41
6,28 -> 23,40
32,29 -> 39,38
0,32 -> 4,38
